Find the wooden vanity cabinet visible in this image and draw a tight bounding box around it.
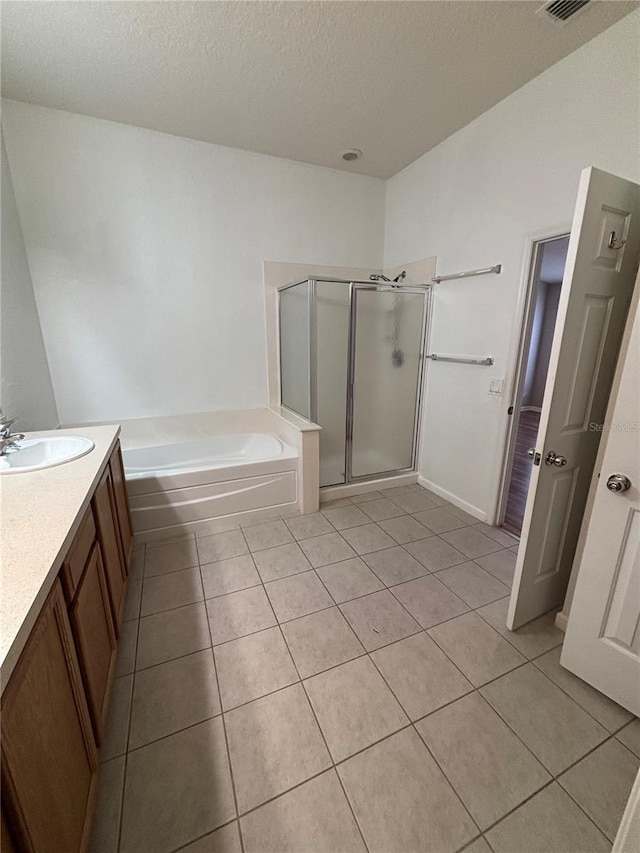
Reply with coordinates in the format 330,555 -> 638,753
1,581 -> 98,853
1,438 -> 134,852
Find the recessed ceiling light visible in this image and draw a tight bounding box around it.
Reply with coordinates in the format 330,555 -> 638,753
342,148 -> 362,162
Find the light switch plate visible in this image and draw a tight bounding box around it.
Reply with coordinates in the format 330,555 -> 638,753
488,379 -> 504,396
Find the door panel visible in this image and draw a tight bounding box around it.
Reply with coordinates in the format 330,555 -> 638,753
109,446 -> 133,571
508,167 -> 640,629
535,466 -> 579,582
562,295 -> 613,431
561,276 -> 640,714
316,280 -> 350,487
349,287 -> 426,479
92,468 -> 126,628
70,543 -> 117,742
279,281 -> 311,419
600,509 -> 640,651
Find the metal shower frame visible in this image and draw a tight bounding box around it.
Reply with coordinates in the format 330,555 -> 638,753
277,277 -> 433,485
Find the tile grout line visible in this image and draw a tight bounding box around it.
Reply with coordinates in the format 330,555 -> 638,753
472,702 -> 626,840
372,611 -> 612,837
365,626 -> 618,845
121,513 -> 628,848
137,549 -> 507,625
275,620 -> 373,853
472,729 -> 622,846
168,817 -> 240,853
119,626 -> 620,845
115,543 -> 144,853
359,642 -> 482,846
123,535 -> 552,694
126,561 -> 544,708
213,522 -> 254,853
116,602 -> 587,762
203,515 -> 535,838
113,686 -> 624,841
528,653 -> 634,735
553,736 -> 640,844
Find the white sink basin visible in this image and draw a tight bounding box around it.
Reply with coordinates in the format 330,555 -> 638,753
0,436 -> 95,474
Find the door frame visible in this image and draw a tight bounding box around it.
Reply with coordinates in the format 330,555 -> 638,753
495,226 -> 571,528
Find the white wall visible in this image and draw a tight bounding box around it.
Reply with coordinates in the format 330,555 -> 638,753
384,11 -> 640,520
1,133 -> 58,430
2,101 -> 384,425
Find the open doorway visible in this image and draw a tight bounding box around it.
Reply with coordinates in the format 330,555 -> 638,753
500,234 -> 570,536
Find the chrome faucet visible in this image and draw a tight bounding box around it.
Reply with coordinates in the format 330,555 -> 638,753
0,410 -> 25,455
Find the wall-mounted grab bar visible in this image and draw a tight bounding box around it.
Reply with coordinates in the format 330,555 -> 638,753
432,264 -> 502,284
425,353 -> 494,366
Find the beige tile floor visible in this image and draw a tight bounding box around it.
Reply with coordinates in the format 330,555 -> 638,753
90,484 -> 639,853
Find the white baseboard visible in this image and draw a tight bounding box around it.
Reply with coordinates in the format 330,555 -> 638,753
521,406 -> 542,413
417,476 -> 487,522
554,611 -> 568,633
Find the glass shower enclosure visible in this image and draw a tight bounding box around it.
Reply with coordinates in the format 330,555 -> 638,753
279,278 -> 431,488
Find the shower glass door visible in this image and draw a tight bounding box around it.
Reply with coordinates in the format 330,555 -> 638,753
279,280 -> 311,419
316,280 -> 350,487
349,286 -> 427,479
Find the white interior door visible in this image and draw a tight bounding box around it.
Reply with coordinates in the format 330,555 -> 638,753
561,277 -> 640,715
508,167 -> 640,629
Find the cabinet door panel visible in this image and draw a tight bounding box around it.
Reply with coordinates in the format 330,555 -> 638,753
1,581 -> 97,853
70,543 -> 117,741
92,468 -> 125,627
109,444 -> 133,571
61,506 -> 96,603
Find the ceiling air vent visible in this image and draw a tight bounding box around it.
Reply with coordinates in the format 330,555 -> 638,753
536,0 -> 592,26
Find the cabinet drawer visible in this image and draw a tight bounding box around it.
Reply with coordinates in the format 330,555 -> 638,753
61,507 -> 96,603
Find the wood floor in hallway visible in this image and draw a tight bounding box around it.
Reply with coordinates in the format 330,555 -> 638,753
503,410 -> 541,537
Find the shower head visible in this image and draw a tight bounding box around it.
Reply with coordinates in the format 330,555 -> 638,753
369,273 -> 391,282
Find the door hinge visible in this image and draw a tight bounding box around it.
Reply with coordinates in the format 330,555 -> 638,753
507,406 -> 514,415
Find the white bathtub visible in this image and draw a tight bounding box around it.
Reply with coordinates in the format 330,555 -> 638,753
124,433 -> 285,478
123,431 -> 299,539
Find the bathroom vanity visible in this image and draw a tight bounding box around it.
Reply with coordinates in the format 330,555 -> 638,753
0,426 -> 132,852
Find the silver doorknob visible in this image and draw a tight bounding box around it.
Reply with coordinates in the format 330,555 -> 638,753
606,474 -> 631,493
545,451 -> 567,467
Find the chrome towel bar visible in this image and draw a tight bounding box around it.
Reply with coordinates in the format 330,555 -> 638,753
432,264 -> 502,284
426,353 -> 494,366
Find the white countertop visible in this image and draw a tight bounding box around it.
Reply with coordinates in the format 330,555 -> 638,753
0,424 -> 121,691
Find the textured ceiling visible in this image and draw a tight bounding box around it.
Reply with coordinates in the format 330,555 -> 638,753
1,1 -> 636,178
